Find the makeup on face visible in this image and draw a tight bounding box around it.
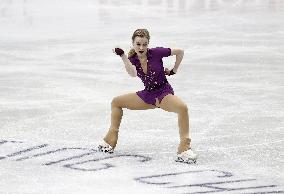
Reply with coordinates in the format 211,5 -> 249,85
133,37 -> 149,56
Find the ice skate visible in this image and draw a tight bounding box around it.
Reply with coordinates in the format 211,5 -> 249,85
98,140 -> 114,154
176,138 -> 197,164
176,149 -> 197,164
98,129 -> 118,154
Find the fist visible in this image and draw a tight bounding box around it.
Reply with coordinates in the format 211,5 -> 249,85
164,68 -> 171,76
164,68 -> 176,76
113,48 -> 124,57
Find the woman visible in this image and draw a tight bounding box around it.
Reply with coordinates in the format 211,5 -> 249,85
98,29 -> 197,164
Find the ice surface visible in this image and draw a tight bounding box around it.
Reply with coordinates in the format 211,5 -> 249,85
0,0 -> 283,193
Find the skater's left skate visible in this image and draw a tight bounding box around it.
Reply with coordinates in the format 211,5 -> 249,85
176,148 -> 197,164
176,138 -> 197,164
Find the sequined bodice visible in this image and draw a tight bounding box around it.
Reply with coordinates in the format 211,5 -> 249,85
136,59 -> 168,91
128,47 -> 172,91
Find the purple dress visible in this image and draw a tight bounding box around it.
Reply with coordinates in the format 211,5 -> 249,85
128,47 -> 174,106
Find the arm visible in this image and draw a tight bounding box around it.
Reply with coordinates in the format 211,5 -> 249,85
121,54 -> 137,77
170,48 -> 184,74
113,48 -> 137,77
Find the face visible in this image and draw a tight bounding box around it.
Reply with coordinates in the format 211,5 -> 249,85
132,36 -> 149,57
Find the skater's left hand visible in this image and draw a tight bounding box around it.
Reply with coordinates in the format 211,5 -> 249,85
164,68 -> 176,76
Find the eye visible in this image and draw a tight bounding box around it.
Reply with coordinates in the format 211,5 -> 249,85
137,43 -> 141,46
143,44 -> 147,46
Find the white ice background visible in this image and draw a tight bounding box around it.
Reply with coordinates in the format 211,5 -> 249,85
0,0 -> 283,193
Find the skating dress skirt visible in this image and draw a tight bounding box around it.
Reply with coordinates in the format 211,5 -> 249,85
129,47 -> 174,106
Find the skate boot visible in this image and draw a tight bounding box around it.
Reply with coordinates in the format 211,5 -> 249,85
176,138 -> 197,164
98,140 -> 114,154
98,129 -> 118,154
176,148 -> 197,164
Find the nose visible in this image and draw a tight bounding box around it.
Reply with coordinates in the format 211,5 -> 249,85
139,45 -> 143,50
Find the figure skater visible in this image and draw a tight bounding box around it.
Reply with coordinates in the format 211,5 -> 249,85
98,29 -> 197,163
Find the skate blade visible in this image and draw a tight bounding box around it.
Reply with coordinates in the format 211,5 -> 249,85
98,145 -> 114,154
175,157 -> 197,164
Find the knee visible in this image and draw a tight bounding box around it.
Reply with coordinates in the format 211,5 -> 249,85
178,104 -> 188,114
111,96 -> 124,109
111,97 -> 120,108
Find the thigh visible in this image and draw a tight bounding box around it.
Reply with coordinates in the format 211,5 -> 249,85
157,94 -> 187,113
112,92 -> 156,110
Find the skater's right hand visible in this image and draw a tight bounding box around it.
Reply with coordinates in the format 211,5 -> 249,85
113,48 -> 124,57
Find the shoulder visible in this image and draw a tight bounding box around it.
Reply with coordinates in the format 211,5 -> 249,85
151,47 -> 170,51
150,47 -> 172,58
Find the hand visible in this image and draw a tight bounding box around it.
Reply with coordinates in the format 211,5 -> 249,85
113,47 -> 124,57
164,68 -> 176,76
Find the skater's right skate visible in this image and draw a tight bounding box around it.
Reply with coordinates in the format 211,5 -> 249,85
98,129 -> 118,154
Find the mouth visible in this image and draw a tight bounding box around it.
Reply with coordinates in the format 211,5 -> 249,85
138,51 -> 144,54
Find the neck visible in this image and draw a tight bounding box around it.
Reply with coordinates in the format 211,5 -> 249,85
138,49 -> 148,60
139,54 -> 147,60
138,55 -> 147,60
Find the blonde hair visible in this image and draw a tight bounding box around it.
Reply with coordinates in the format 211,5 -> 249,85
128,29 -> 150,58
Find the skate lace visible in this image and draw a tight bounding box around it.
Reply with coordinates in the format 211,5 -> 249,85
100,141 -> 113,149
181,149 -> 196,157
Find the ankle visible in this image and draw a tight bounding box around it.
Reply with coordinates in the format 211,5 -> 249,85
104,130 -> 119,148
177,138 -> 191,154
109,127 -> 119,133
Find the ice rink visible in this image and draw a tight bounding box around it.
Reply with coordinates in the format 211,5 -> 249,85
0,0 -> 283,193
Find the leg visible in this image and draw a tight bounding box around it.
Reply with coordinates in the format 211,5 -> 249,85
156,94 -> 191,154
103,92 -> 156,148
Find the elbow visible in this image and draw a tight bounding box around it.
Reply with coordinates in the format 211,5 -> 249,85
128,72 -> 136,77
172,48 -> 184,56
127,69 -> 136,77
131,67 -> 137,77
177,49 -> 184,58
130,70 -> 137,77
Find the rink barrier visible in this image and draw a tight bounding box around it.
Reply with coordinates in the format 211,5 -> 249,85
0,139 -> 283,193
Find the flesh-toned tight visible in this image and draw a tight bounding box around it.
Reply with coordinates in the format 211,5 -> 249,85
103,92 -> 191,154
